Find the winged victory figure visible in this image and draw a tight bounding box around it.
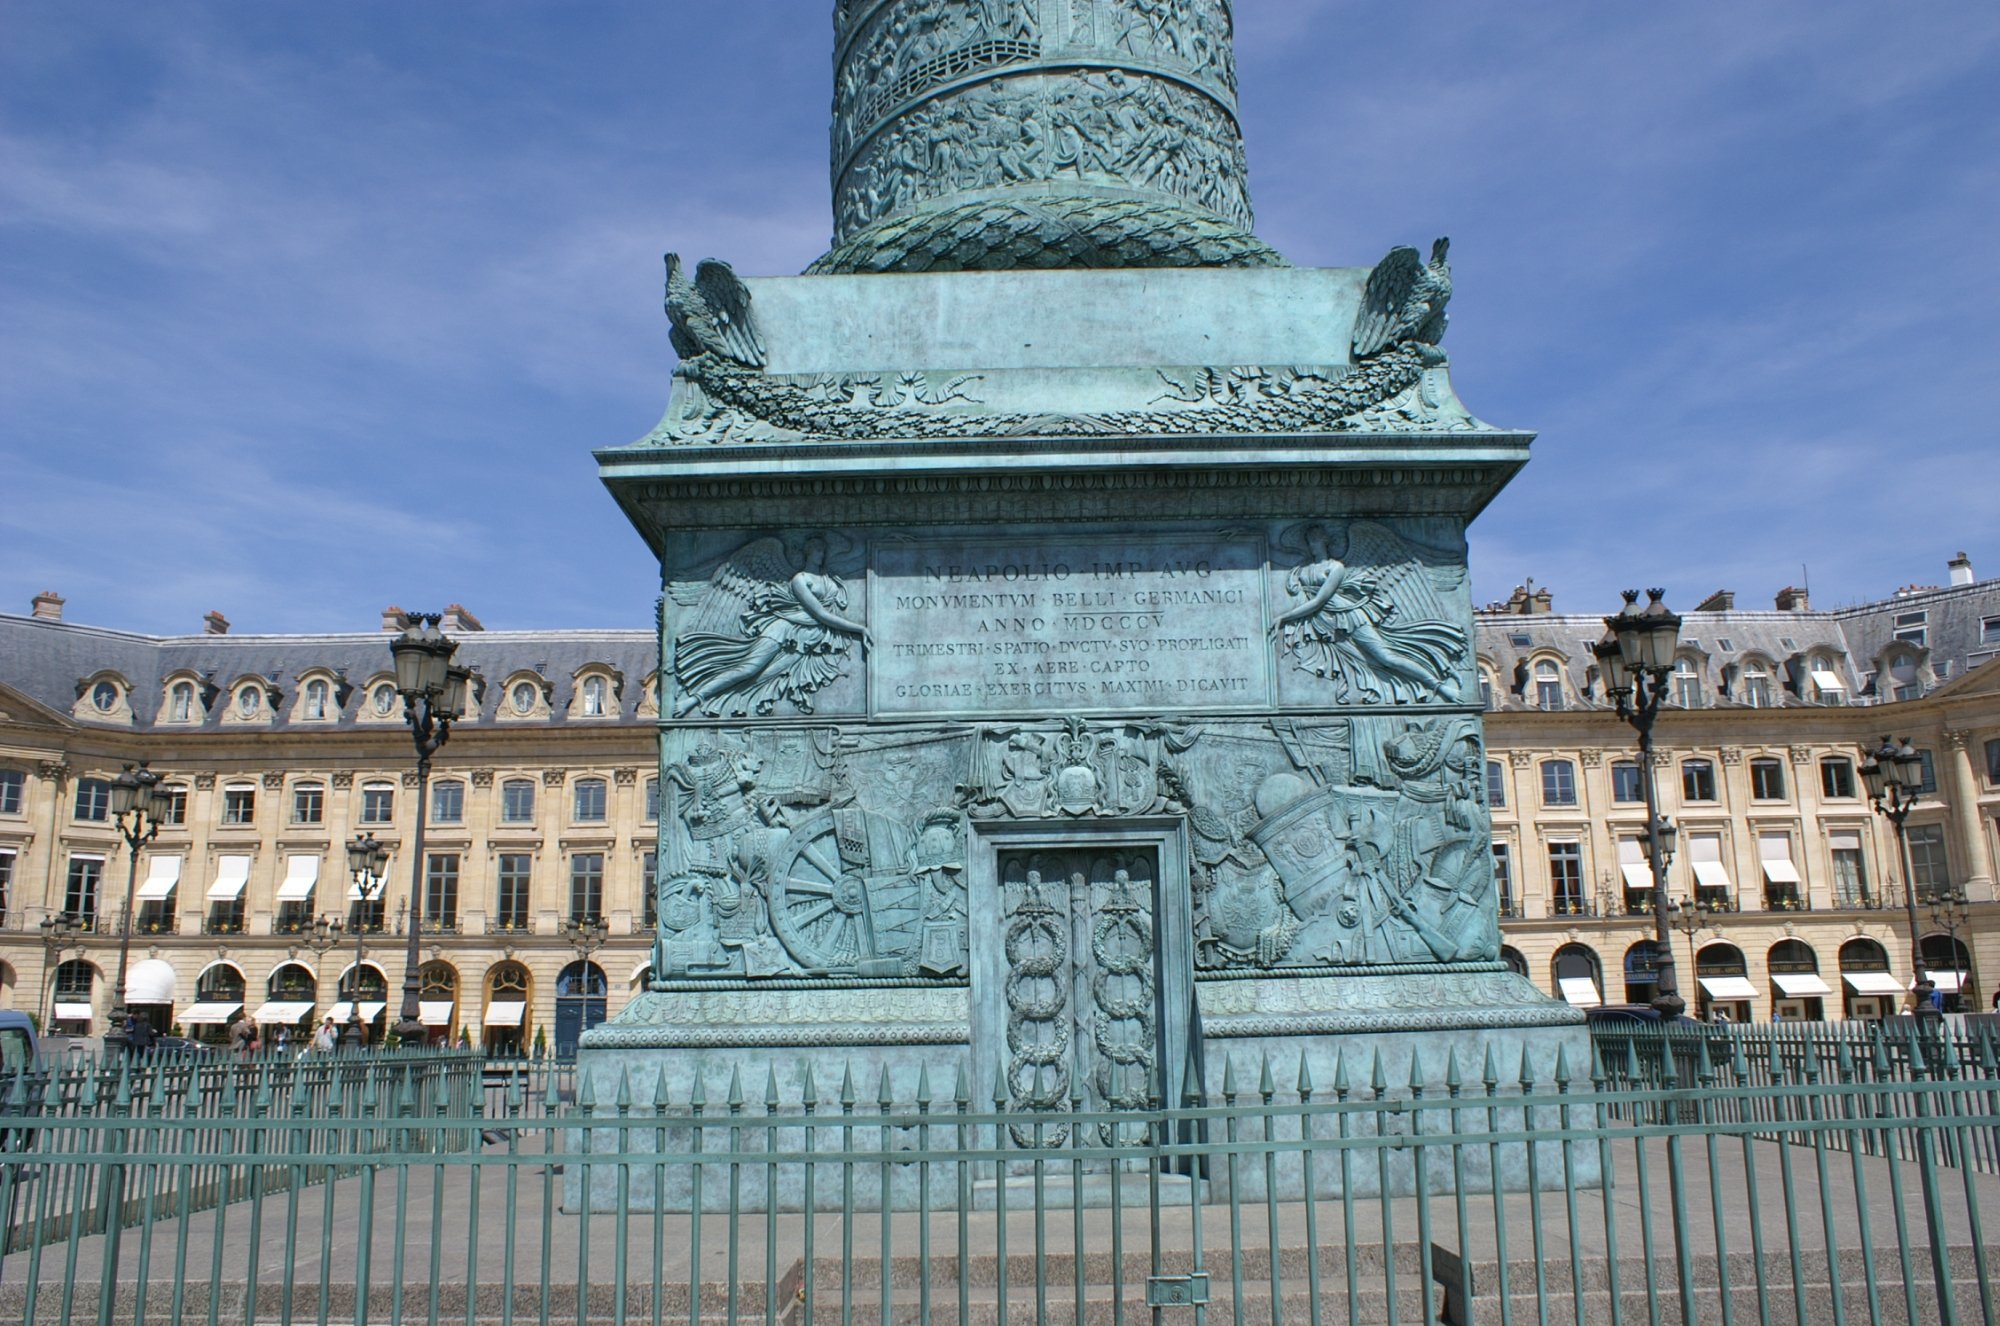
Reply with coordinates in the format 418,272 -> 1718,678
1271,521 -> 1468,704
1350,237 -> 1451,363
669,535 -> 869,717
665,254 -> 766,368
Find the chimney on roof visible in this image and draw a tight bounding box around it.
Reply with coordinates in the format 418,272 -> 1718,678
1948,551 -> 1974,587
440,603 -> 484,632
202,610 -> 230,636
29,591 -> 64,621
381,606 -> 409,633
1773,586 -> 1809,612
1695,589 -> 1735,612
1499,580 -> 1552,615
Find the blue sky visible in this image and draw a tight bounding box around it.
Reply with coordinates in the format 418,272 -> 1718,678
4,2 -> 1997,636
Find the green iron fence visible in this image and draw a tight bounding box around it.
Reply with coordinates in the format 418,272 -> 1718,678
0,1027 -> 1992,1325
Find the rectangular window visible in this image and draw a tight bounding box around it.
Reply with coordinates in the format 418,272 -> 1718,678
1829,829 -> 1869,908
1536,678 -> 1564,711
1749,758 -> 1786,800
1915,749 -> 1937,795
642,850 -> 659,928
1548,841 -> 1586,915
424,853 -> 460,930
73,778 -> 111,822
644,778 -> 661,822
496,854 -> 533,930
573,779 -> 607,823
1985,739 -> 2000,786
1616,836 -> 1651,913
221,785 -> 256,825
65,856 -> 103,928
360,784 -> 395,824
569,853 -> 604,923
1893,611 -> 1927,648
1906,824 -> 1950,900
1820,758 -> 1856,799
1674,669 -> 1702,709
1479,676 -> 1493,709
1758,831 -> 1802,910
1688,832 -> 1733,909
1982,615 -> 2000,645
1610,762 -> 1642,804
0,849 -> 12,915
1681,760 -> 1717,802
1491,843 -> 1515,917
501,780 -> 536,823
1484,760 -> 1506,808
0,768 -> 23,815
431,781 -> 464,824
155,784 -> 187,827
1540,760 -> 1577,807
292,784 -> 324,825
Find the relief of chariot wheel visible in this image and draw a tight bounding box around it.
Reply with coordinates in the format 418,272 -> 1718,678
768,807 -> 920,974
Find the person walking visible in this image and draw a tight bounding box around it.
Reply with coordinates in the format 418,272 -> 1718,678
312,1016 -> 339,1053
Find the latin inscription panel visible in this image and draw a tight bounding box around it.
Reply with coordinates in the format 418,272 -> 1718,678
871,535 -> 1270,716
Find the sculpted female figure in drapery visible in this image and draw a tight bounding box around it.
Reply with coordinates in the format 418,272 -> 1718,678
670,535 -> 871,717
1272,522 -> 1467,705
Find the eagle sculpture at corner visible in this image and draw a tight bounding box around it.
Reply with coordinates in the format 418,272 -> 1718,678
1351,237 -> 1451,363
665,254 -> 766,368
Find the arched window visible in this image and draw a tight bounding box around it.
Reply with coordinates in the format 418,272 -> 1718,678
170,681 -> 195,723
1622,940 -> 1663,1004
573,778 -> 608,823
501,778 -> 536,823
1540,759 -> 1578,807
484,962 -> 531,1056
1673,656 -> 1702,709
554,961 -> 608,1056
52,959 -> 97,1028
304,679 -> 329,720
1919,934 -> 1972,1013
1694,942 -> 1751,1020
1500,946 -> 1529,977
430,779 -> 465,824
1534,659 -> 1564,711
1741,659 -> 1773,708
419,961 -> 459,1043
1551,943 -> 1602,1007
581,675 -> 607,716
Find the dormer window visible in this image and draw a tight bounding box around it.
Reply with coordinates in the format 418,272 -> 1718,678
1673,656 -> 1702,709
304,679 -> 329,721
512,682 -> 537,715
236,687 -> 261,718
371,683 -> 397,716
91,681 -> 119,712
169,682 -> 195,723
581,676 -> 607,716
1741,661 -> 1772,708
1534,660 -> 1563,711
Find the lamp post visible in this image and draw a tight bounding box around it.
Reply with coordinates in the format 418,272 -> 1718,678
1924,887 -> 1971,1013
1667,893 -> 1710,1015
39,913 -> 81,1035
563,915 -> 610,1048
1596,589 -> 1686,1017
102,762 -> 163,1053
343,833 -> 389,1049
1860,736 -> 1937,1017
388,614 -> 470,1046
301,912 -> 344,1035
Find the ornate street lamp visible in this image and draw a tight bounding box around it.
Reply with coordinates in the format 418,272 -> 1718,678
1924,886 -> 1971,1013
1597,589 -> 1686,1017
387,614 -> 470,1045
39,913 -> 81,1035
103,762 -> 163,1053
1860,736 -> 1937,1017
343,833 -> 389,1048
1667,892 -> 1713,1013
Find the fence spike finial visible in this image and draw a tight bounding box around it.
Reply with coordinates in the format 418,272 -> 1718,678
727,1064 -> 745,1109
876,1065 -> 893,1109
616,1065 -> 634,1110
1516,1044 -> 1536,1091
114,1057 -> 133,1109
1296,1052 -> 1314,1098
1370,1048 -> 1388,1094
838,1061 -> 857,1108
1258,1050 -> 1275,1097
1553,1043 -> 1573,1088
577,1069 -> 597,1110
800,1063 -> 819,1108
655,1065 -> 674,1112
1482,1043 -> 1499,1089
687,1067 -> 706,1109
991,1059 -> 1009,1107
1221,1054 -> 1239,1100
1445,1046 -> 1463,1092
1407,1049 -> 1428,1094
915,1065 -> 932,1107
1332,1046 -> 1351,1095
953,1063 -> 970,1106
765,1064 -> 782,1109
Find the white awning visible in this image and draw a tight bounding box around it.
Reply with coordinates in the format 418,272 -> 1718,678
1558,977 -> 1602,1007
136,855 -> 182,901
481,1000 -> 527,1027
1771,973 -> 1832,998
207,854 -> 252,901
52,1002 -> 93,1021
327,1001 -> 387,1023
250,1001 -> 315,1024
276,855 -> 319,901
1619,863 -> 1654,889
418,1000 -> 455,1026
1760,857 -> 1800,884
1692,861 -> 1733,892
1700,976 -> 1758,1000
180,1001 -> 242,1025
1810,669 -> 1845,691
1843,971 -> 1905,995
1922,970 -> 1967,993
125,958 -> 177,1005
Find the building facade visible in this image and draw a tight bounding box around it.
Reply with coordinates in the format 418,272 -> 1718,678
2,558 -> 1995,1048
